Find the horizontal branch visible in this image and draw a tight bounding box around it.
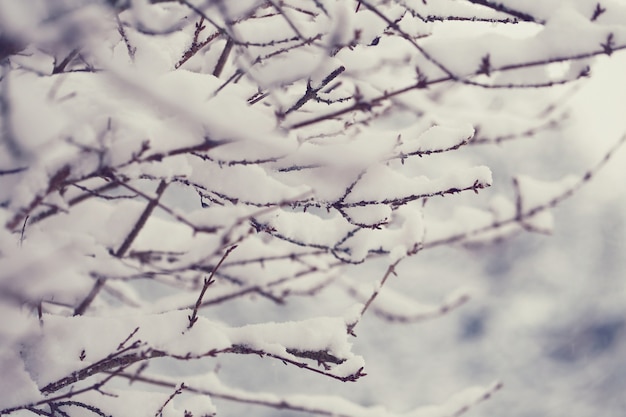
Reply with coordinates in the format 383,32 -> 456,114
37,339 -> 360,398
335,180 -> 490,209
110,372 -> 501,417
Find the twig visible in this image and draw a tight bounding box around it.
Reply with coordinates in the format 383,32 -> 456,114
29,180 -> 121,224
346,258 -> 403,336
0,166 -> 28,175
212,38 -> 233,77
465,0 -> 541,23
118,327 -> 140,350
424,132 -> 626,249
6,165 -> 71,230
115,179 -> 219,234
115,180 -> 169,258
344,281 -> 471,324
51,401 -> 112,417
287,40 -> 626,130
19,215 -> 28,246
225,344 -> 365,382
116,15 -> 136,60
175,18 -> 220,69
154,383 -> 185,417
187,245 -> 238,329
281,66 -> 346,116
110,372 -> 499,417
40,346 -> 164,395
53,49 -> 80,74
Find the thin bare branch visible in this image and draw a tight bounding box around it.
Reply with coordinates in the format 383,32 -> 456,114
187,245 -> 237,329
73,180 -> 169,316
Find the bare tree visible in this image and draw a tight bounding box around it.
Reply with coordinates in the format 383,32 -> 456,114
1,1 -> 625,416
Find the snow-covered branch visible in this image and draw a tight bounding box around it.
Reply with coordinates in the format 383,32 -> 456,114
2,1 -> 626,416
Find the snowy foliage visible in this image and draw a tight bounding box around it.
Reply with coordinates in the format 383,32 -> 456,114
1,1 -> 626,416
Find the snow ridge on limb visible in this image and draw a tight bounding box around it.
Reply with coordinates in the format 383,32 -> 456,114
11,312 -> 363,403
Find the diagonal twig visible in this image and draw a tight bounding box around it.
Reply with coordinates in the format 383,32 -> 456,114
73,180 -> 169,316
187,245 -> 238,329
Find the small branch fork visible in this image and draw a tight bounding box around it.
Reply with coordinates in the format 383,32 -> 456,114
280,66 -> 346,117
187,245 -> 238,329
183,257 -> 340,310
175,17 -> 220,69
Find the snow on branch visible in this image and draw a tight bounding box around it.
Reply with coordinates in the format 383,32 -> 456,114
1,1 -> 626,416
9,311 -> 363,407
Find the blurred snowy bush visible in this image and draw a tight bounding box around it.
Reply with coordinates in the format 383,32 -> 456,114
1,1 -> 626,416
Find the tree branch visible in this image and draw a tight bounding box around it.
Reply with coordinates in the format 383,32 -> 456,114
73,180 -> 169,316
